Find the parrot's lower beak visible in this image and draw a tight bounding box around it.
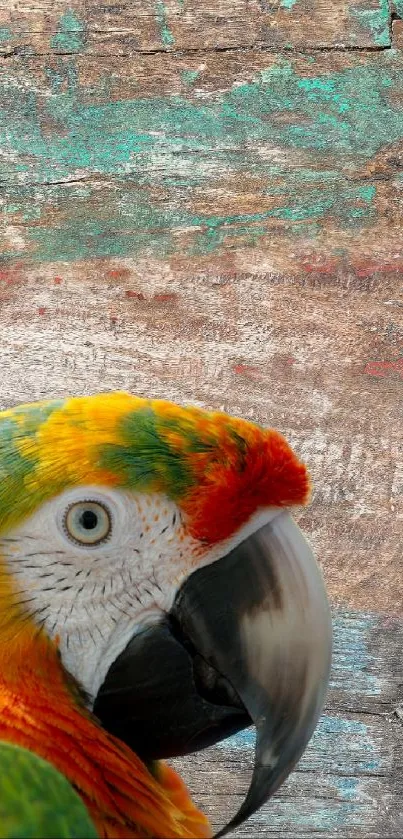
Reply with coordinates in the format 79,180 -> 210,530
94,511 -> 332,837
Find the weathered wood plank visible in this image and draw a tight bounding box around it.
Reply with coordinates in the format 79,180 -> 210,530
0,0 -> 394,55
2,50 -> 403,276
173,609 -> 403,836
175,712 -> 403,836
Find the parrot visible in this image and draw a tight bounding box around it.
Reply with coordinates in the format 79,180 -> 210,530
0,392 -> 332,838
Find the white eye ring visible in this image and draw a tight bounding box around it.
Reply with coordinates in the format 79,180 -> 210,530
63,500 -> 112,546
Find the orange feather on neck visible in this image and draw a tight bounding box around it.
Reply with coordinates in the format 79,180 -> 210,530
0,566 -> 210,839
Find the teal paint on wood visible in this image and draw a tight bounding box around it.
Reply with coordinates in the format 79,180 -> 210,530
181,69 -> 201,85
218,715 -> 381,773
0,28 -> 11,43
216,715 -> 386,831
0,55 -> 402,263
154,0 -> 175,46
350,0 -> 390,46
0,172 -> 377,264
330,610 -> 383,696
2,58 -> 402,177
51,10 -> 86,53
0,1 -> 393,52
280,0 -> 298,8
358,185 -> 376,201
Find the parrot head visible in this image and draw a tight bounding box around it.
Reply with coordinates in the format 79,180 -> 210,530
0,392 -> 331,837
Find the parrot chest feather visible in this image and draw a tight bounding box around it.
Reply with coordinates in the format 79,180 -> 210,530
0,632 -> 210,839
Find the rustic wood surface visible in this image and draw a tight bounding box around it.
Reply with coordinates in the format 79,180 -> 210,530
0,0 -> 402,836
0,0 -> 397,54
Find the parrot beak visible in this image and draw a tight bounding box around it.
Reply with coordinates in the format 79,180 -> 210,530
94,510 -> 332,837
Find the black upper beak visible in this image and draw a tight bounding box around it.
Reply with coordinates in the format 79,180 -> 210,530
94,511 -> 332,837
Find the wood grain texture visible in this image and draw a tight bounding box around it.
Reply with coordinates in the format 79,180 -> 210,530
0,0 -> 402,837
0,0 -> 395,54
2,50 -> 403,277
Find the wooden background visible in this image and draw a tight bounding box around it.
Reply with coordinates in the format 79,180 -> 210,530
0,1 -> 402,836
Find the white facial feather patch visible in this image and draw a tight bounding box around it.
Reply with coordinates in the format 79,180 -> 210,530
0,486 -> 277,704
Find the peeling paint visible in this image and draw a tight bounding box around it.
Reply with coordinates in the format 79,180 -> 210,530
330,610 -> 383,696
51,10 -> 86,53
223,713 -> 381,773
181,69 -> 201,86
154,0 -> 175,47
0,56 -> 402,263
0,27 -> 11,43
364,358 -> 403,378
350,0 -> 390,47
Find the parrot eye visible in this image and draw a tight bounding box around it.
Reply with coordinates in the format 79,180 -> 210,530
63,501 -> 112,546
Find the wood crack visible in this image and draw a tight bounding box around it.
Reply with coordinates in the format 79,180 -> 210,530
1,44 -> 395,61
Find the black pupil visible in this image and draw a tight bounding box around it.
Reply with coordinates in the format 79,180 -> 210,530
80,510 -> 99,530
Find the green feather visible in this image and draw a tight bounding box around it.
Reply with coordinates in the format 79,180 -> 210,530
101,407 -> 194,497
0,742 -> 98,838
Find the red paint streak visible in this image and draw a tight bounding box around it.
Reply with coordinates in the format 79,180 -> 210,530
54,276 -> 63,285
232,363 -> 260,378
153,292 -> 178,303
0,270 -> 18,286
364,358 -> 403,378
353,259 -> 403,278
125,290 -> 145,300
302,258 -> 339,275
286,357 -> 296,365
107,268 -> 131,279
301,254 -> 403,279
300,254 -> 403,279
38,307 -> 46,316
